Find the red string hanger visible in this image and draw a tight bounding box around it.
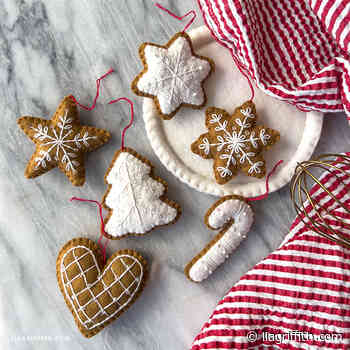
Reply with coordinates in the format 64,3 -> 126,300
70,197 -> 109,264
155,2 -> 196,33
68,98 -> 136,258
155,2 -> 253,102
70,68 -> 114,110
232,56 -> 255,102
108,97 -> 135,149
247,160 -> 284,201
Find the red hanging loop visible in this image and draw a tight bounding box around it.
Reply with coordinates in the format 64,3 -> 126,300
247,160 -> 284,201
232,56 -> 255,102
70,68 -> 114,111
108,97 -> 135,149
155,3 -> 196,33
70,197 -> 109,263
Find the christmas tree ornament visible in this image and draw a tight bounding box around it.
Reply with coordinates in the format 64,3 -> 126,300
131,3 -> 215,120
56,237 -> 148,338
190,154 -> 350,348
185,161 -> 282,283
102,97 -> 181,239
191,101 -> 280,185
17,71 -> 113,186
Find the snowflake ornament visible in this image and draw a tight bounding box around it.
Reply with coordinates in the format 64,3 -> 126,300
132,32 -> 214,120
17,95 -> 111,186
191,101 -> 280,185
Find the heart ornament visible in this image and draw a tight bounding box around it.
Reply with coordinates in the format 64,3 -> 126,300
56,238 -> 148,338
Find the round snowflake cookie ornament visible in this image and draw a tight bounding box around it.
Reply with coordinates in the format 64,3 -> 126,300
131,32 -> 214,120
17,95 -> 111,186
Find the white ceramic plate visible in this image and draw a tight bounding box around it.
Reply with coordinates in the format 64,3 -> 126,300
143,26 -> 323,198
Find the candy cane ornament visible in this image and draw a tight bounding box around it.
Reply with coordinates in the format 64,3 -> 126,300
185,196 -> 254,282
185,161 -> 283,282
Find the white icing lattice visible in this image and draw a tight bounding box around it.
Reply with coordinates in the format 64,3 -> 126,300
137,35 -> 212,115
104,151 -> 178,237
31,110 -> 96,173
189,198 -> 254,282
199,107 -> 271,178
61,246 -> 143,330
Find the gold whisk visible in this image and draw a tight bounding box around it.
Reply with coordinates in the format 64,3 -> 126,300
290,153 -> 350,249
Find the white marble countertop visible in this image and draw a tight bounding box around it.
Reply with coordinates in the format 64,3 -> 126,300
1,1 -> 350,349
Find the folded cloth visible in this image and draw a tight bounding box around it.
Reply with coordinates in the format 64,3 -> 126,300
198,0 -> 350,122
191,158 -> 350,349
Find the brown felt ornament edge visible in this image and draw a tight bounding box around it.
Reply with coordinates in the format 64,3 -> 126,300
56,237 -> 148,338
131,31 -> 215,120
184,195 -> 253,282
101,147 -> 182,240
191,101 -> 280,185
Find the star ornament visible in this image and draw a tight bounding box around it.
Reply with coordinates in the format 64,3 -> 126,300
17,95 -> 111,186
191,101 -> 280,185
131,32 -> 215,120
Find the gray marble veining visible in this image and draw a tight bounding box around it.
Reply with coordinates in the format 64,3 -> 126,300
0,1 -> 350,349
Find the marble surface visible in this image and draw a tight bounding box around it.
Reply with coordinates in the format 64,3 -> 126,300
0,1 -> 350,349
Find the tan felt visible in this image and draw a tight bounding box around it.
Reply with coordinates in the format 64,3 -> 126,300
191,101 -> 280,185
17,95 -> 111,186
131,32 -> 215,120
56,238 -> 148,338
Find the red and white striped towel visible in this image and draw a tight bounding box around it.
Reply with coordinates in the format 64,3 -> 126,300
197,0 -> 350,122
190,158 -> 350,349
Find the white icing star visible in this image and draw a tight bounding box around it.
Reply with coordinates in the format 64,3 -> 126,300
134,32 -> 213,118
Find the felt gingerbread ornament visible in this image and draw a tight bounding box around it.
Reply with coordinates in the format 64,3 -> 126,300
17,71 -> 113,186
191,101 -> 280,185
101,98 -> 181,239
185,195 -> 254,282
131,3 -> 215,120
190,155 -> 350,349
185,161 -> 282,283
57,236 -> 148,338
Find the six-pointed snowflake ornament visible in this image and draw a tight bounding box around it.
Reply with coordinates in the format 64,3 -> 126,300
17,95 -> 111,186
131,32 -> 215,120
191,101 -> 280,185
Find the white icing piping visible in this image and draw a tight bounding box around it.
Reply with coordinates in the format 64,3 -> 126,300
60,246 -> 143,330
189,199 -> 254,282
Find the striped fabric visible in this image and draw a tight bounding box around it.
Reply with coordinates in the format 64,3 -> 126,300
310,0 -> 350,53
197,0 -> 350,122
190,159 -> 350,349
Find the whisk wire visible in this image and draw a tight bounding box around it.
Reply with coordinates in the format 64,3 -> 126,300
290,153 -> 350,250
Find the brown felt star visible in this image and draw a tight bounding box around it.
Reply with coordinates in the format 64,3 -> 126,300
17,95 -> 111,186
191,101 -> 280,185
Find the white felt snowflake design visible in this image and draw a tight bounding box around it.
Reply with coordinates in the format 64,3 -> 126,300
192,101 -> 280,185
17,95 -> 111,186
204,108 -> 266,176
31,110 -> 96,173
132,32 -> 214,119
